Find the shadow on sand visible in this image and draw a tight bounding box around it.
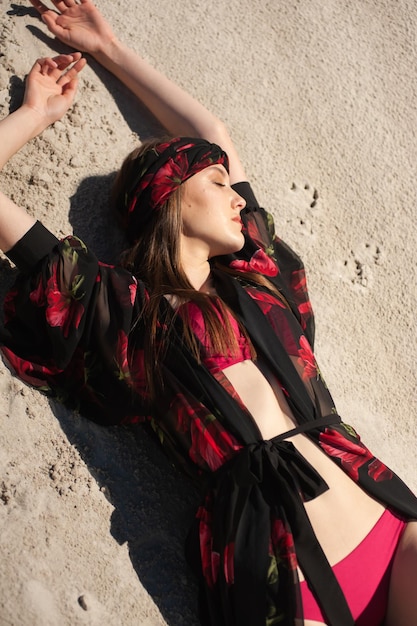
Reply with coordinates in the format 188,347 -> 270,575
2,12 -> 203,623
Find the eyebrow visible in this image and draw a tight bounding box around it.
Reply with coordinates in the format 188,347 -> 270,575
208,165 -> 227,177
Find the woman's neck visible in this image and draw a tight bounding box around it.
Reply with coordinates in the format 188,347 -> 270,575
182,257 -> 214,292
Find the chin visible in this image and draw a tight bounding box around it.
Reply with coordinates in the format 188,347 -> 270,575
229,236 -> 245,254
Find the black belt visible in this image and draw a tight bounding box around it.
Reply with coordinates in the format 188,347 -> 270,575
271,412 -> 341,442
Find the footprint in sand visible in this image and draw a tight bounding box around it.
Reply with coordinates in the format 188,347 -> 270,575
342,241 -> 382,288
288,182 -> 319,235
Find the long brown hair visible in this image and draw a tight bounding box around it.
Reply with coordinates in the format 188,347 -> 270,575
112,139 -> 284,398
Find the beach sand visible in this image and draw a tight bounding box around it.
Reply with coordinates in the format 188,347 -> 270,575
0,1 -> 416,624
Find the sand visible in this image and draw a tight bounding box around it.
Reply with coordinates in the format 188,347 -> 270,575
0,1 -> 416,624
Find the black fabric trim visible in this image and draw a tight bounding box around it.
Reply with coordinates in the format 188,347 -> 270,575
6,221 -> 59,274
213,269 -> 317,424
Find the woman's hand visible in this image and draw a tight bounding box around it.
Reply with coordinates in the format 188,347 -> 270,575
0,53 -> 86,251
23,53 -> 86,127
29,0 -> 116,55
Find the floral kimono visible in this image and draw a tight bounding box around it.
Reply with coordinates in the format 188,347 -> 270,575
1,182 -> 416,626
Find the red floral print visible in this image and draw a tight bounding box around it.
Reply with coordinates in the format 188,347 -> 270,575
297,300 -> 313,331
223,542 -> 235,584
149,153 -> 190,207
176,141 -> 199,153
368,458 -> 394,482
246,288 -> 286,315
319,428 -> 393,482
229,248 -> 278,276
114,331 -> 148,396
1,348 -> 61,388
45,272 -> 84,338
298,301 -> 313,317
270,518 -> 298,571
3,287 -> 18,323
291,271 -> 309,298
29,278 -> 46,307
129,348 -> 148,396
115,330 -> 130,381
172,394 -> 242,472
246,219 -> 262,245
129,280 -> 137,306
189,415 -> 240,471
196,495 -> 219,588
126,174 -> 151,214
297,335 -> 317,380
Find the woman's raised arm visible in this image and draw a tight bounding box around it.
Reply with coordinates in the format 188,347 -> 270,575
0,54 -> 86,252
30,0 -> 247,184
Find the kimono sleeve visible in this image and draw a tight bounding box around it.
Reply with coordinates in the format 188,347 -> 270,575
1,224 -> 148,425
228,182 -> 315,346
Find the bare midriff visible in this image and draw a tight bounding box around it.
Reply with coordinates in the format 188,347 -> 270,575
222,358 -> 385,579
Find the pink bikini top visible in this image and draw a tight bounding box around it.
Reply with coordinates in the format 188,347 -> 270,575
178,300 -> 252,370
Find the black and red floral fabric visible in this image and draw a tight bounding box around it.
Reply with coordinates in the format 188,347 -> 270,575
1,182 -> 417,626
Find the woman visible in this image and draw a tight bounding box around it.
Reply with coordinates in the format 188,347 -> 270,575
0,1 -> 416,624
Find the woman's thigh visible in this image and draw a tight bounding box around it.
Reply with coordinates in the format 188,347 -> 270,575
385,520 -> 417,626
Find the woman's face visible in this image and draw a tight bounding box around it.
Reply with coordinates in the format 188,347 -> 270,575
180,165 -> 246,262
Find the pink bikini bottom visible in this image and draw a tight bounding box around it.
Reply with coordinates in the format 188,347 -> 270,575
300,508 -> 407,625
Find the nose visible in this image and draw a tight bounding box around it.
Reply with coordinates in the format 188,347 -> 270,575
232,191 -> 246,211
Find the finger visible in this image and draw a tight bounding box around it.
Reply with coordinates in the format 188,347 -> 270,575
72,57 -> 87,74
62,77 -> 78,96
51,0 -> 76,12
58,57 -> 87,79
36,54 -> 75,80
29,0 -> 55,16
39,11 -> 66,39
33,0 -> 77,18
32,57 -> 58,76
52,52 -> 82,70
57,57 -> 87,85
31,55 -> 81,82
48,55 -> 84,83
61,74 -> 81,104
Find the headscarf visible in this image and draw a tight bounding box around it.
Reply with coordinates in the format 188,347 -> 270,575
122,137 -> 229,243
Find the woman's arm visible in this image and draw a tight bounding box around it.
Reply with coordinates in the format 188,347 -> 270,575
30,0 -> 247,184
0,54 -> 86,252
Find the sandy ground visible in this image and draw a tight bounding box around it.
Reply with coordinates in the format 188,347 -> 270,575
0,1 -> 416,624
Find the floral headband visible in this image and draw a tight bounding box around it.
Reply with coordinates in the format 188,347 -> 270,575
123,137 -> 229,243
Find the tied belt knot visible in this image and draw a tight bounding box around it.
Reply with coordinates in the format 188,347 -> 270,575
189,414 -> 356,626
230,438 -> 328,504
